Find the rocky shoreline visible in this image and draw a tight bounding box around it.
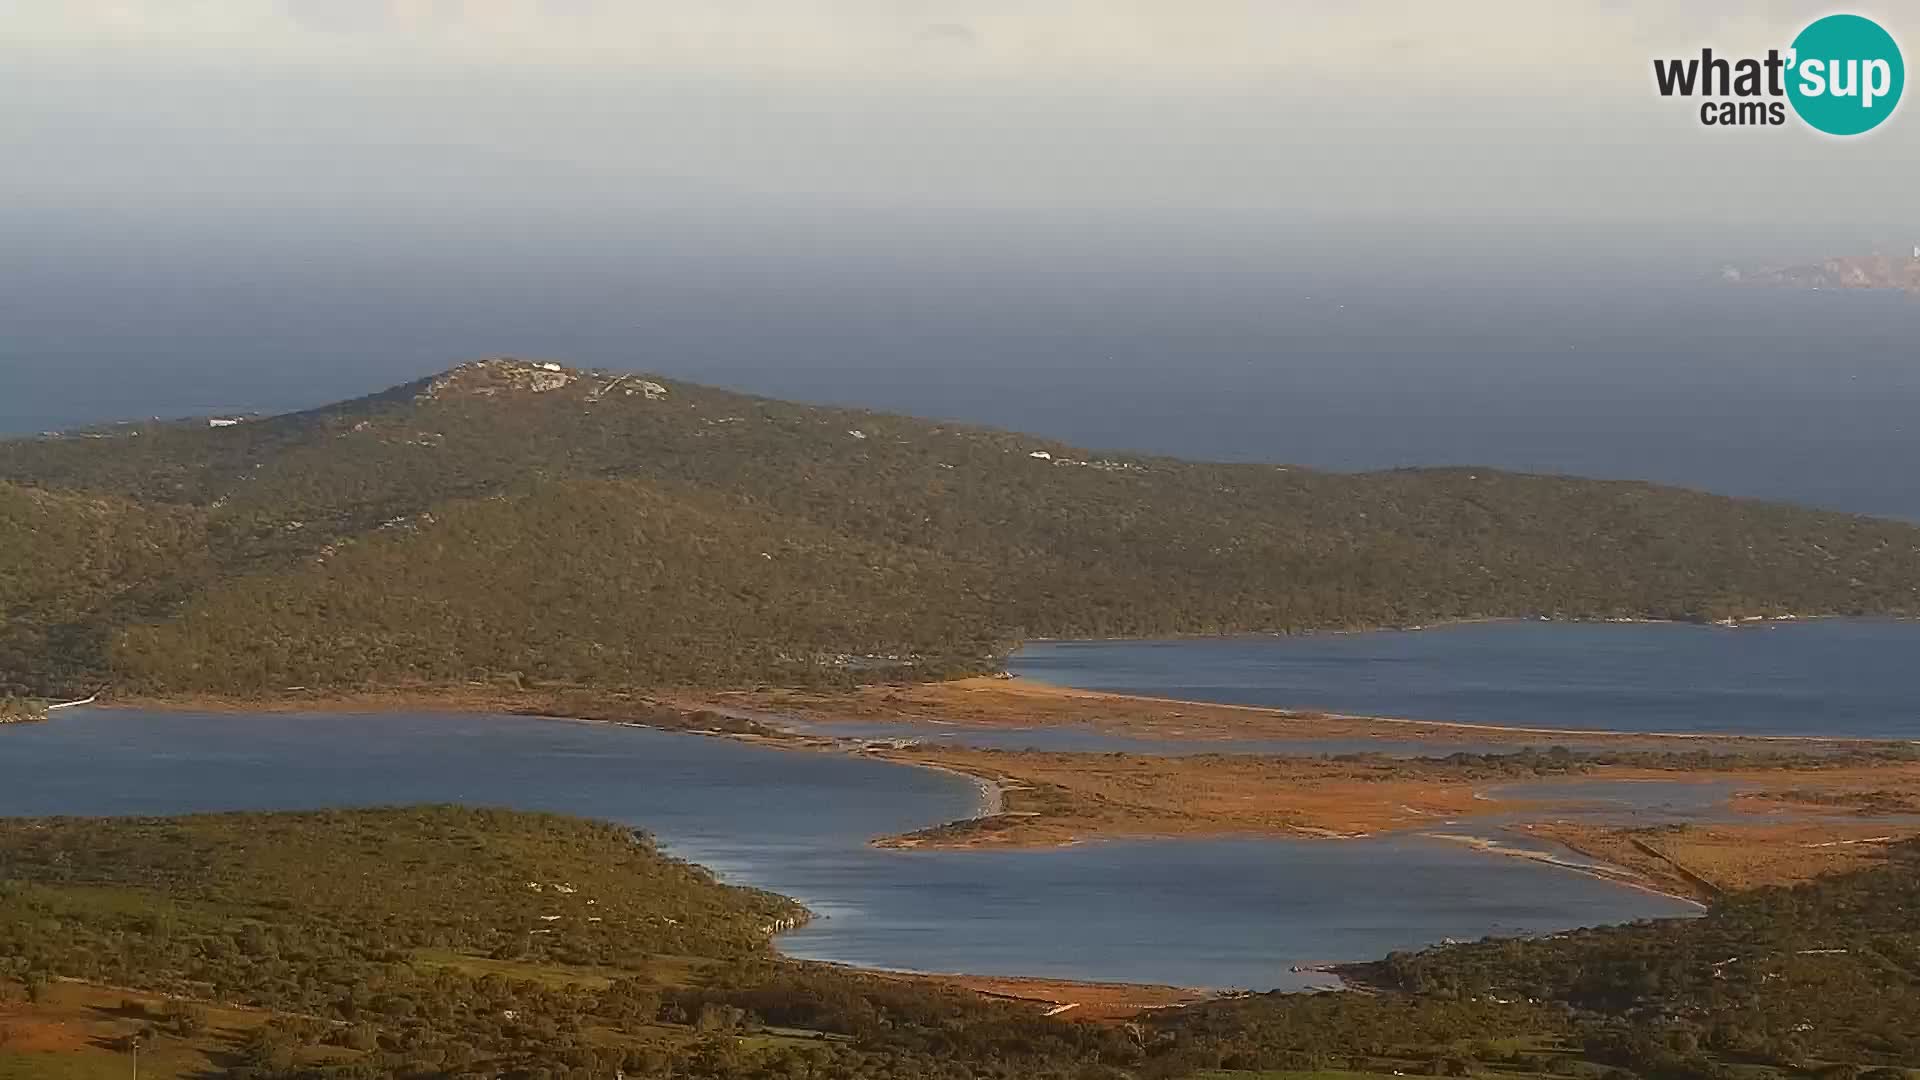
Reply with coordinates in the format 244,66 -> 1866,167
1,693 -> 97,725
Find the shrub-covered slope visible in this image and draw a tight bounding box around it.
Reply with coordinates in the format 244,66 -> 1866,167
3,359 -> 1917,696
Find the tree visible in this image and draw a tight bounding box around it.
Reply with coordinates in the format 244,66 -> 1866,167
241,1026 -> 296,1073
164,999 -> 209,1037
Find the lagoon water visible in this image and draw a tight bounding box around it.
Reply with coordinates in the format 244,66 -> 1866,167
6,622 -> 1910,986
0,707 -> 1696,989
1012,620 -> 1920,739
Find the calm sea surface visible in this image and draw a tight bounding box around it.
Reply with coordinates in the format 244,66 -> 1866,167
0,708 -> 1695,989
1011,620 -> 1920,739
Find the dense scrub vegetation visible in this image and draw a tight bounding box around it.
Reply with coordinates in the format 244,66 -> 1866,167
4,358 -> 1919,698
0,808 -> 800,975
1339,837 -> 1920,1076
0,481 -> 210,695
0,808 -> 1131,1079
2,809 -> 1917,1079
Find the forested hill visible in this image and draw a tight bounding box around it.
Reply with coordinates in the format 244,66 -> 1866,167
4,357 -> 1919,699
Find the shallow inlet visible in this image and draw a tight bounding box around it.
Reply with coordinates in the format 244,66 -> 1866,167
0,708 -> 1696,990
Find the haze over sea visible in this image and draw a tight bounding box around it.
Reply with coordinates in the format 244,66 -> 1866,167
5,215 -> 1917,521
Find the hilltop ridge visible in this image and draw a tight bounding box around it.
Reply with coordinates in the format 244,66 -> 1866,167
3,358 -> 1918,699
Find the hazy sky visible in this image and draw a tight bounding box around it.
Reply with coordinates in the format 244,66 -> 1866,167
5,1 -> 1916,224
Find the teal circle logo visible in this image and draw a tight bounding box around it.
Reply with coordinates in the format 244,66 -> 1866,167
1787,14 -> 1904,135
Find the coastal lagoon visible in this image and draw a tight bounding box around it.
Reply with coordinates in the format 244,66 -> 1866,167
0,708 -> 1695,990
1012,619 -> 1920,739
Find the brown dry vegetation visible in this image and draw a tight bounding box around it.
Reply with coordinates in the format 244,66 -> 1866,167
861,743 -> 1920,906
0,980 -> 279,1080
861,972 -> 1206,1023
1519,820 -> 1920,901
870,747 -> 1524,846
726,676 -> 1844,751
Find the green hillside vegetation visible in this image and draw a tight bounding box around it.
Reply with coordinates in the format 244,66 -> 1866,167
1344,841 -> 1920,1069
0,807 -> 1137,1080
0,483 -> 209,696
3,810 -> 1917,1080
1146,841 -> 1920,1079
4,358 -> 1918,698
